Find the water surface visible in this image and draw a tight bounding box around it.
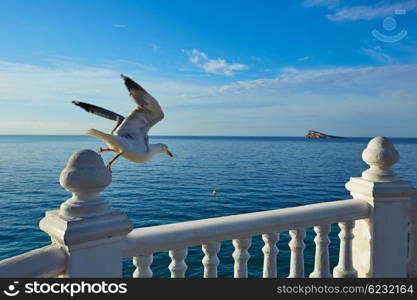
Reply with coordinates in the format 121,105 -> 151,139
0,135 -> 416,277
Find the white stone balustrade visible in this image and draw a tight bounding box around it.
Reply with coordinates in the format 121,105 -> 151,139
347,137 -> 417,277
288,229 -> 306,278
202,242 -> 221,278
39,149 -> 133,277
1,137 -> 417,278
333,221 -> 357,278
232,238 -> 252,278
262,233 -> 279,278
0,246 -> 66,277
310,225 -> 331,278
133,254 -> 153,278
407,198 -> 417,277
169,248 -> 188,278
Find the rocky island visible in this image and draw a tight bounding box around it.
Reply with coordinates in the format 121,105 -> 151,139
305,130 -> 344,139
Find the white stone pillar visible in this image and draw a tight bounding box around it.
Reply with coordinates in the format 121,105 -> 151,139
407,197 -> 417,277
39,150 -> 133,277
346,137 -> 417,277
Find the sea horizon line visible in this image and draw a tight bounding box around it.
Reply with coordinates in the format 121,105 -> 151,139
1,134 -> 417,139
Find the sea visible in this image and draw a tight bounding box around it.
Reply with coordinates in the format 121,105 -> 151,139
0,135 -> 416,278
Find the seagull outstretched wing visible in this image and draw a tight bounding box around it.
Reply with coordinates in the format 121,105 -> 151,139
72,101 -> 125,122
113,74 -> 164,140
72,101 -> 125,134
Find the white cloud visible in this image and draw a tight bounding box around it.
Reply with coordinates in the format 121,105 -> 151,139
112,24 -> 127,28
183,49 -> 248,76
327,1 -> 417,21
1,59 -> 417,136
362,47 -> 397,64
2,60 -> 416,107
103,59 -> 158,72
297,56 -> 313,61
303,0 -> 341,9
304,0 -> 417,21
0,60 -> 204,108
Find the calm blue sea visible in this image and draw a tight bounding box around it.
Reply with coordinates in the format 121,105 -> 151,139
1,135 -> 417,277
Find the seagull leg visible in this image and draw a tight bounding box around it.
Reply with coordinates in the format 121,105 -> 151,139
97,147 -> 116,154
106,152 -> 124,171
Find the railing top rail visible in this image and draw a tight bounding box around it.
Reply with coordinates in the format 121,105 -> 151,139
0,245 -> 67,278
123,199 -> 369,257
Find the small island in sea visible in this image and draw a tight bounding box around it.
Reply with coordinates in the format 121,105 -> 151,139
305,130 -> 344,139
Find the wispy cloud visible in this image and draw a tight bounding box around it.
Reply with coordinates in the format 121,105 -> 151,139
303,0 -> 341,9
183,49 -> 248,76
297,56 -> 313,61
304,0 -> 417,21
112,24 -> 127,28
1,60 -> 416,107
362,47 -> 397,64
0,60 -> 202,106
208,64 -> 417,97
327,1 -> 417,21
103,59 -> 158,72
1,59 -> 416,135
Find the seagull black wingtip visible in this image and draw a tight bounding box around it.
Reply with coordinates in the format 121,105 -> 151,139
72,101 -> 86,108
72,101 -> 91,111
121,74 -> 147,93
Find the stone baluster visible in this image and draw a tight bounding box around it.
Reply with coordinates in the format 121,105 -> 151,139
288,229 -> 306,278
407,198 -> 417,277
133,254 -> 153,278
310,225 -> 331,278
333,221 -> 357,278
202,242 -> 221,278
39,150 -> 133,277
262,233 -> 279,278
232,238 -> 252,278
169,248 -> 188,278
346,137 -> 417,277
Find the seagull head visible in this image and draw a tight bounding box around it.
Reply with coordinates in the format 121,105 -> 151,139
160,143 -> 174,158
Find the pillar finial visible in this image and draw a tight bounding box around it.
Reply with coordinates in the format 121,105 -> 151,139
59,149 -> 112,218
361,136 -> 399,182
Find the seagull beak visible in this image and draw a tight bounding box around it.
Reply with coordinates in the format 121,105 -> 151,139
167,150 -> 174,157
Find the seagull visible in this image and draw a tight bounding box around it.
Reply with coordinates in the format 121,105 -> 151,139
72,74 -> 173,169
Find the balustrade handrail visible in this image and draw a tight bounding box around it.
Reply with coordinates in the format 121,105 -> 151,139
123,199 -> 369,257
0,245 -> 67,278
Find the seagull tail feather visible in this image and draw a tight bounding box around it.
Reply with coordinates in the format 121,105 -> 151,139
87,128 -> 120,147
87,128 -> 108,139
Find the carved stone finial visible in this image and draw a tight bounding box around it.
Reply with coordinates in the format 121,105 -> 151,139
361,136 -> 399,182
59,149 -> 112,218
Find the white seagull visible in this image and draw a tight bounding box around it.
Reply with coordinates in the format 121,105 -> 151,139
73,74 -> 173,169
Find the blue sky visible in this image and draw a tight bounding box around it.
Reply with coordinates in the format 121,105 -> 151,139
1,0 -> 417,136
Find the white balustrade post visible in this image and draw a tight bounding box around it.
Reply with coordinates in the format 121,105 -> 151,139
262,233 -> 279,278
310,225 -> 331,278
346,137 -> 417,277
39,150 -> 133,277
407,198 -> 417,277
288,229 -> 306,278
133,254 -> 153,278
232,238 -> 252,278
202,242 -> 221,278
333,221 -> 357,278
169,248 -> 188,278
